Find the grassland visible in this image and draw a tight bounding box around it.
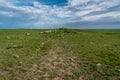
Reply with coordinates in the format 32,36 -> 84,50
0,29 -> 120,80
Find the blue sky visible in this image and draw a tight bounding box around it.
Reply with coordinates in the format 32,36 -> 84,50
0,0 -> 120,29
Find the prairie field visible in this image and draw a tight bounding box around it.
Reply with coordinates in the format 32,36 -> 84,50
0,29 -> 120,80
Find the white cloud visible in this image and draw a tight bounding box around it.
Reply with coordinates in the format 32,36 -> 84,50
82,11 -> 120,21
75,7 -> 103,17
0,11 -> 18,17
0,0 -> 15,6
68,0 -> 120,10
0,0 -> 120,28
68,0 -> 93,6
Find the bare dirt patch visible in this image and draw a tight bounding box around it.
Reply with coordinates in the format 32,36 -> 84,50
0,41 -> 82,80
25,45 -> 82,80
15,42 -> 82,80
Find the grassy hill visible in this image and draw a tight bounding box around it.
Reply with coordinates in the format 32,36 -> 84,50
0,29 -> 120,80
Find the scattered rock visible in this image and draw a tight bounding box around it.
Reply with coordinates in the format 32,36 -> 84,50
41,42 -> 44,45
26,33 -> 31,36
13,45 -> 17,47
40,32 -> 44,34
96,63 -> 102,67
13,54 -> 19,58
118,69 -> 120,72
44,30 -> 52,33
6,36 -> 10,39
6,45 -> 23,49
90,42 -> 94,44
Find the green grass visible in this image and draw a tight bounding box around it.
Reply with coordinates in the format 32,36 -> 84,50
0,29 -> 120,80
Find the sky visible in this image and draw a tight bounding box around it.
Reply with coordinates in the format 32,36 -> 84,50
0,0 -> 120,29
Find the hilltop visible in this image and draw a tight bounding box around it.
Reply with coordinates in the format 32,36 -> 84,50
0,29 -> 120,80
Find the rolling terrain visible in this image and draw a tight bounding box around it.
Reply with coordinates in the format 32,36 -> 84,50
0,29 -> 120,80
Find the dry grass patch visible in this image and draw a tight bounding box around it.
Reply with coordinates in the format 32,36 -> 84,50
31,46 -> 82,79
